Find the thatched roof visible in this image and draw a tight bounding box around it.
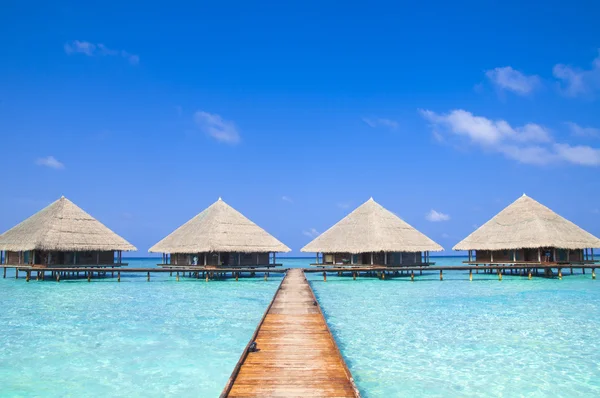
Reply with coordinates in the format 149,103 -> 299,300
454,194 -> 600,251
148,198 -> 291,254
0,196 -> 136,252
301,198 -> 443,253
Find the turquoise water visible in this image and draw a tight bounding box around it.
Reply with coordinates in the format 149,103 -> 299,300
0,258 -> 282,397
2,256 -> 599,397
309,257 -> 600,397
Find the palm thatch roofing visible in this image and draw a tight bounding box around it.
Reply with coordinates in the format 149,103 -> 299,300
148,198 -> 291,254
301,198 -> 443,254
0,196 -> 136,252
454,194 -> 600,251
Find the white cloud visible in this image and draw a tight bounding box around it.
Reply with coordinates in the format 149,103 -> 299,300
35,156 -> 65,170
421,109 -> 600,166
64,40 -> 139,65
441,233 -> 450,239
552,143 -> 600,166
194,111 -> 240,144
426,209 -> 450,222
302,228 -> 320,238
565,122 -> 600,138
281,196 -> 293,203
362,117 -> 399,130
485,66 -> 540,95
420,109 -> 551,146
553,50 -> 600,97
337,202 -> 351,210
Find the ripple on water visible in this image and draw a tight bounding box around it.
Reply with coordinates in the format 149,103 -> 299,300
0,259 -> 282,397
309,269 -> 600,397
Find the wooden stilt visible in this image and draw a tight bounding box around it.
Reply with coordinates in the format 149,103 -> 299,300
236,272 -> 239,282
57,272 -> 61,282
439,270 -> 443,281
26,271 -> 30,282
323,272 -> 326,282
264,273 -> 268,281
570,267 -> 573,275
528,270 -> 532,279
469,269 -> 472,281
3,267 -> 6,278
410,271 -> 414,282
87,272 -> 90,282
592,269 -> 596,280
353,272 -> 356,280
147,272 -> 150,282
558,269 -> 562,280
177,272 -> 180,281
118,271 -> 121,282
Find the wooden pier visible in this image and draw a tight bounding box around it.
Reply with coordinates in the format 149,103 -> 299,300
221,269 -> 360,397
1,265 -> 286,282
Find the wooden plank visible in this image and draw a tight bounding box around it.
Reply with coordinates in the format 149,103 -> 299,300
222,269 -> 360,397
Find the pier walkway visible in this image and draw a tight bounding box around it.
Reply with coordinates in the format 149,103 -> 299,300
222,269 -> 359,397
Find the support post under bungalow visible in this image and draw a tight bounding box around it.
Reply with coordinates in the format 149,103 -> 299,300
316,253 -> 319,265
592,248 -> 595,262
371,253 -> 374,265
537,248 -> 541,263
273,252 -> 276,266
384,252 -> 387,266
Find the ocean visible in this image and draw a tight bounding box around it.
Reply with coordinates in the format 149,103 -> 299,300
1,257 -> 599,397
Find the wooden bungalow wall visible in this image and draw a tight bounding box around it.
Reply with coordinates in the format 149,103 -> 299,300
170,252 -> 270,266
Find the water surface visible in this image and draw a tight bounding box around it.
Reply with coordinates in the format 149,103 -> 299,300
309,257 -> 600,397
0,258 -> 281,397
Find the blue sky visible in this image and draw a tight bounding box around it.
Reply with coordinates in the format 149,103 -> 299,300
1,1 -> 599,256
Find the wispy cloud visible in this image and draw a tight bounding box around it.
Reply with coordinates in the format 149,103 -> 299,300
35,156 -> 64,170
421,109 -> 600,166
281,196 -> 293,203
553,50 -> 600,97
441,233 -> 451,238
592,208 -> 599,214
302,228 -> 320,238
565,121 -> 600,138
362,117 -> 399,130
121,212 -> 134,220
426,209 -> 450,222
485,66 -> 540,95
194,111 -> 240,144
337,202 -> 351,210
64,40 -> 139,65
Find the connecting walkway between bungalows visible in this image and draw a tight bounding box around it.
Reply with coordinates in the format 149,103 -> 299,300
222,268 -> 360,397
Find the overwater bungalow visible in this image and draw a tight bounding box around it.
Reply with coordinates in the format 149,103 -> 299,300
149,198 -> 290,267
0,196 -> 136,267
454,194 -> 600,265
301,198 -> 443,266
